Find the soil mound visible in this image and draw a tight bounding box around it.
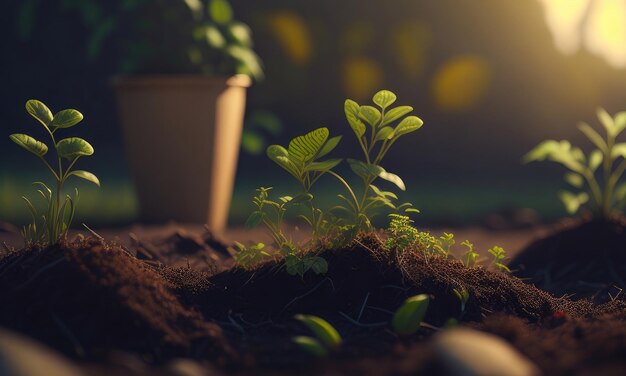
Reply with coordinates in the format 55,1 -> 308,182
0,237 -> 230,363
510,216 -> 626,301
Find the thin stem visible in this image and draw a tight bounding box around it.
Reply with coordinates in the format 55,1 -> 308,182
327,171 -> 360,212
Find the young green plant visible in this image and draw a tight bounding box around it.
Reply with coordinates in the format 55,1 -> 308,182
292,314 -> 342,357
10,100 -> 100,245
392,294 -> 430,336
524,108 -> 626,218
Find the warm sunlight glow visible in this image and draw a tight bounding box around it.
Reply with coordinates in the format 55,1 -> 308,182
431,56 -> 491,111
538,0 -> 626,68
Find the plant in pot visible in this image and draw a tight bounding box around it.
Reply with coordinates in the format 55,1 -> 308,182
57,0 -> 260,233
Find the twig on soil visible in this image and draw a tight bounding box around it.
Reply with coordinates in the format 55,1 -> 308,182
608,286 -> 623,301
338,311 -> 387,328
380,284 -> 411,291
366,305 -> 394,315
1,241 -> 11,253
82,223 -> 103,240
283,277 -> 335,311
357,292 -> 370,322
419,322 -> 441,332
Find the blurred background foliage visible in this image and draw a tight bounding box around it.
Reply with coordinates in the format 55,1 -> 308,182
2,0 -> 626,227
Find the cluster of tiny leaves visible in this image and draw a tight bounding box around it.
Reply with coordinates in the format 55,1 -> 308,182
10,100 -> 100,245
525,108 -> 626,218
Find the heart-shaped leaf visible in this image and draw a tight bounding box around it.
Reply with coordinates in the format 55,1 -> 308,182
345,100 -> 366,138
394,116 -> 423,138
10,133 -> 48,157
359,105 -> 381,127
51,109 -> 83,129
392,294 -> 429,336
68,170 -> 100,186
25,99 -> 53,127
288,127 -> 329,163
56,137 -> 94,160
382,106 -> 413,126
317,135 -> 342,159
373,90 -> 396,109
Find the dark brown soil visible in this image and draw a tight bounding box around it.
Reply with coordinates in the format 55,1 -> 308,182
1,232 -> 626,375
510,215 -> 626,302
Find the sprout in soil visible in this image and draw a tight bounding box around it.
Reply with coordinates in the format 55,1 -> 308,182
9,100 -> 100,245
292,314 -> 342,357
524,108 -> 626,218
392,294 -> 430,336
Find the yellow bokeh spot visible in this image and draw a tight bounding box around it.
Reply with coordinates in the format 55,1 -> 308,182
431,56 -> 491,111
267,11 -> 312,65
389,21 -> 431,81
342,57 -> 384,101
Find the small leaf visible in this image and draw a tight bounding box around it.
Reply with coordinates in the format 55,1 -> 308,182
9,134 -> 48,157
589,150 -> 603,171
294,315 -> 342,348
559,190 -> 589,214
51,109 -> 83,129
317,135 -> 342,159
287,193 -> 313,205
375,126 -> 394,141
564,173 -> 584,188
267,144 -> 300,178
56,137 -> 94,160
68,170 -> 100,186
345,99 -> 366,137
288,128 -> 329,163
597,108 -> 615,136
204,24 -> 226,48
347,159 -> 383,180
306,158 -> 342,172
292,336 -> 328,357
382,106 -> 413,126
379,169 -> 406,191
359,105 -> 381,127
208,0 -> 232,25
25,99 -> 53,127
578,122 -> 607,152
309,257 -> 328,274
394,116 -> 423,138
227,21 -> 252,47
392,294 -> 429,336
614,111 -> 626,135
245,211 -> 263,229
612,143 -> 626,159
373,90 -> 397,109
523,140 -> 559,163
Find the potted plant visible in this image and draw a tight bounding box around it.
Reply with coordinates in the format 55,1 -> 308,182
105,0 -> 262,233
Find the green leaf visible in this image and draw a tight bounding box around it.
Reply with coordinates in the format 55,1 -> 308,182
393,116 -> 423,138
306,158 -> 342,172
287,193 -> 313,205
373,90 -> 397,109
317,135 -> 342,159
559,190 -> 589,214
208,0 -> 232,25
392,294 -> 429,336
564,173 -> 584,188
292,336 -> 328,357
56,137 -> 94,160
68,170 -> 100,186
288,127 -> 329,163
378,169 -> 406,191
359,105 -> 381,127
612,143 -> 626,159
227,22 -> 252,47
294,314 -> 341,348
615,183 -> 626,207
375,126 -> 394,141
9,134 -> 48,157
51,109 -> 83,129
25,99 -> 53,127
589,150 -> 603,171
578,122 -> 607,152
226,45 -> 264,80
597,108 -> 615,136
204,24 -> 226,48
308,256 -> 328,274
345,100 -> 366,138
523,140 -> 559,162
267,144 -> 300,178
245,211 -> 263,229
382,106 -> 413,126
347,159 -> 383,180
614,111 -> 626,135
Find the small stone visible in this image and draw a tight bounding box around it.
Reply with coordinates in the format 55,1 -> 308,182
434,328 -> 541,376
0,328 -> 84,376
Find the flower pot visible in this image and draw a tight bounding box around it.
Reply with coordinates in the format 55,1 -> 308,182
113,75 -> 251,233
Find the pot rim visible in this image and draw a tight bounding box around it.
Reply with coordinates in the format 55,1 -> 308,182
111,74 -> 252,88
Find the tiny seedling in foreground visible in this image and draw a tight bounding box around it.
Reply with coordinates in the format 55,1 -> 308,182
292,314 -> 342,357
392,294 -> 430,336
10,100 -> 100,245
525,108 -> 626,218
452,286 -> 470,314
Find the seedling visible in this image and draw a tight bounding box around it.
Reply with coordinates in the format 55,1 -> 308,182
391,294 -> 430,336
10,100 -> 99,245
452,287 -> 470,314
292,314 -> 341,357
488,246 -> 511,273
460,240 -> 479,267
524,108 -> 626,218
230,242 -> 271,270
385,214 -> 420,249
